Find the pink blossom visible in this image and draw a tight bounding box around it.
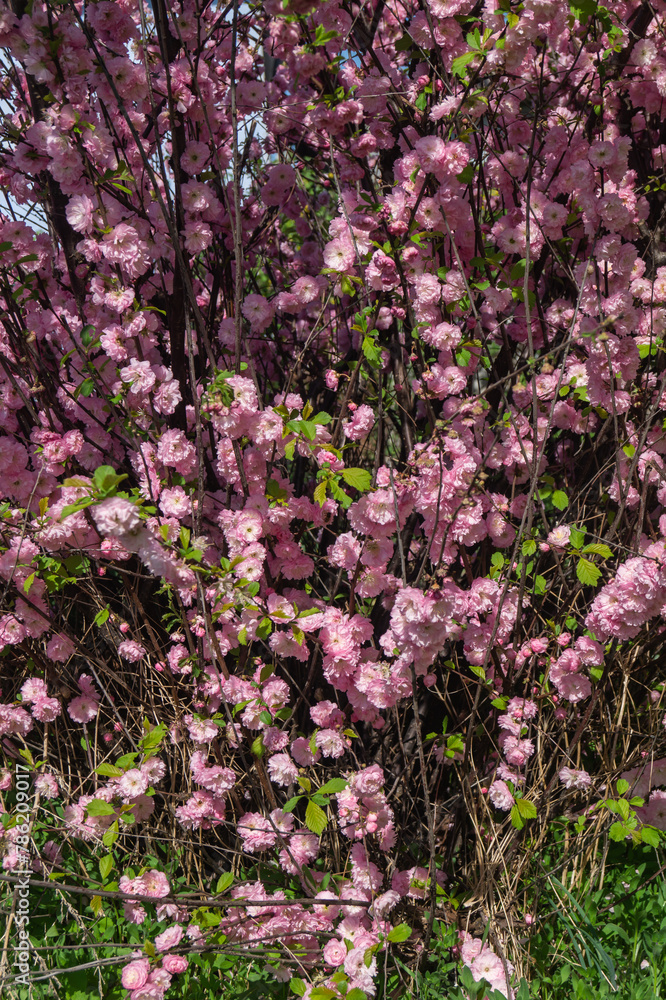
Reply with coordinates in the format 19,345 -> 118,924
343,404 -> 374,441
559,767 -> 592,790
118,769 -> 149,798
67,695 -> 100,724
488,780 -> 515,811
162,955 -> 188,973
267,752 -> 298,786
154,925 -> 184,952
157,429 -> 197,475
323,939 -> 347,966
66,194 -> 95,233
121,959 -> 150,991
118,640 -> 146,662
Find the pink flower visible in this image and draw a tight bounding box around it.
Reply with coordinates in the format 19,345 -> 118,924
46,633 -> 75,662
181,141 -> 209,175
67,695 -> 100,724
241,294 -> 274,331
92,498 -> 146,550
488,780 -> 515,811
323,238 -> 355,272
118,769 -> 149,798
154,925 -> 184,952
559,767 -> 592,790
343,404 -> 374,441
121,959 -> 150,990
65,194 -> 95,233
134,870 -> 170,898
118,640 -> 146,662
21,678 -> 48,702
323,938 -> 347,966
237,812 -> 277,852
469,947 -> 513,996
102,223 -> 150,279
414,135 -> 447,173
162,955 -> 188,973
157,429 -> 197,475
267,752 -> 298,786
547,525 -> 571,548
31,697 -> 61,722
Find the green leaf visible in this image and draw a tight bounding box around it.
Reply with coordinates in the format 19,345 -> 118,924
551,490 -> 569,511
290,979 -> 307,997
346,991 -> 367,1000
94,607 -> 110,627
576,558 -> 602,586
362,335 -> 382,365
387,923 -> 413,943
457,164 -> 475,184
582,542 -> 612,559
314,480 -> 328,507
60,498 -> 94,520
451,50 -> 477,76
266,478 -> 289,502
99,855 -> 114,880
86,800 -> 117,817
522,540 -> 537,556
95,763 -> 124,778
569,526 -> 586,548
23,572 -> 35,594
329,479 -> 353,508
318,778 -> 348,794
609,821 -> 628,842
510,805 -> 525,830
616,778 -> 629,795
139,723 -> 167,751
516,980 -> 531,1000
282,796 -> 303,813
251,735 -> 264,758
341,467 -> 372,492
640,825 -> 661,847
515,798 -> 537,820
305,800 -> 328,835
115,752 -> 138,770
216,872 -> 234,893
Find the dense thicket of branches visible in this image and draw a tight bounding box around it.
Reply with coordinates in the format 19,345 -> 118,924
1,0 -> 666,997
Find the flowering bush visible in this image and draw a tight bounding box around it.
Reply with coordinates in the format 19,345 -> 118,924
1,0 -> 666,997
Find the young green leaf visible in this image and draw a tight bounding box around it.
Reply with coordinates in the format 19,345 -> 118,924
86,799 -> 117,817
318,778 -> 348,794
95,763 -> 124,778
387,923 -> 412,943
582,542 -> 612,559
99,855 -> 114,880
305,800 -> 328,836
215,872 -> 234,893
515,798 -> 537,820
551,490 -> 569,510
576,557 -> 601,586
341,467 -> 372,492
